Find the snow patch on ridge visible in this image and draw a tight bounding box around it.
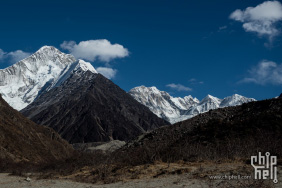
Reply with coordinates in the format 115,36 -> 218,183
77,59 -> 98,73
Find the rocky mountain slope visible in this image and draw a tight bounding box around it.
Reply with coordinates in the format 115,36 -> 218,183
0,94 -> 73,166
118,96 -> 282,164
0,46 -> 167,144
21,72 -> 169,143
0,46 -> 95,110
129,86 -> 255,123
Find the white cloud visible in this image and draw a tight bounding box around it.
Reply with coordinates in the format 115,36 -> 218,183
166,83 -> 192,91
7,50 -> 31,63
0,49 -> 31,64
96,67 -> 117,79
188,78 -> 204,84
218,25 -> 228,31
188,78 -> 197,82
60,40 -> 76,51
240,60 -> 282,85
60,39 -> 129,62
0,49 -> 6,60
230,1 -> 282,39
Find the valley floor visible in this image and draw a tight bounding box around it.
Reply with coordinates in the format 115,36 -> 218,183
0,173 -> 214,188
1,162 -> 281,188
0,173 -> 258,188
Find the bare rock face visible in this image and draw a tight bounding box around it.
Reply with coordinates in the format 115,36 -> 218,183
21,72 -> 169,143
0,94 -> 73,165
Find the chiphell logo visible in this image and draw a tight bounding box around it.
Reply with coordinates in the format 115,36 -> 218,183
251,152 -> 278,183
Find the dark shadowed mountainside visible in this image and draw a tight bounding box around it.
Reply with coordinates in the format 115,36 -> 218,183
21,72 -> 169,143
115,96 -> 282,165
0,94 -> 73,167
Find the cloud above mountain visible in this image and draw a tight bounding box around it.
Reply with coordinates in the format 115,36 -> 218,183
188,78 -> 204,84
7,50 -> 31,63
0,49 -> 5,60
230,1 -> 282,40
166,83 -> 192,91
0,49 -> 31,64
96,67 -> 117,79
240,60 -> 282,85
60,39 -> 129,62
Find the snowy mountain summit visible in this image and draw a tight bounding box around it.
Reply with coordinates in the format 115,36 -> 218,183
129,86 -> 256,123
129,86 -> 199,123
0,46 -> 97,110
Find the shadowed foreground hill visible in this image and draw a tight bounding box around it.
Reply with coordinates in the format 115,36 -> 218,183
116,96 -> 282,164
0,94 -> 73,167
22,72 -> 169,143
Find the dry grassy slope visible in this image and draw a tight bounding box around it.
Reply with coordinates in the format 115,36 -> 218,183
0,94 -> 74,166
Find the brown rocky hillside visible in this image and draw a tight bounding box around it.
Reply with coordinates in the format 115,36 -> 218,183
0,94 -> 73,167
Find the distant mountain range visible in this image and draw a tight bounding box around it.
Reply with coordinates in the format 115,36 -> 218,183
0,46 -> 168,143
0,45 -> 256,144
129,86 -> 256,123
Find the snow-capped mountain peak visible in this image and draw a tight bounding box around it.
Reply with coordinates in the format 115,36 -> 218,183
129,86 -> 200,123
76,59 -> 98,73
199,94 -> 222,105
36,45 -> 61,54
27,45 -> 76,67
129,86 -> 256,123
0,46 -> 97,110
131,85 -> 161,95
220,94 -> 255,107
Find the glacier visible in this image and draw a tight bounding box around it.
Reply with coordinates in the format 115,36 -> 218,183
129,86 -> 256,124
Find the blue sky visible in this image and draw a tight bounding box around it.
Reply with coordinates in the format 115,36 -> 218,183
0,0 -> 282,100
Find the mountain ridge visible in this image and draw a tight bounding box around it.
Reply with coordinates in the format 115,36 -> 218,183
129,86 -> 256,123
